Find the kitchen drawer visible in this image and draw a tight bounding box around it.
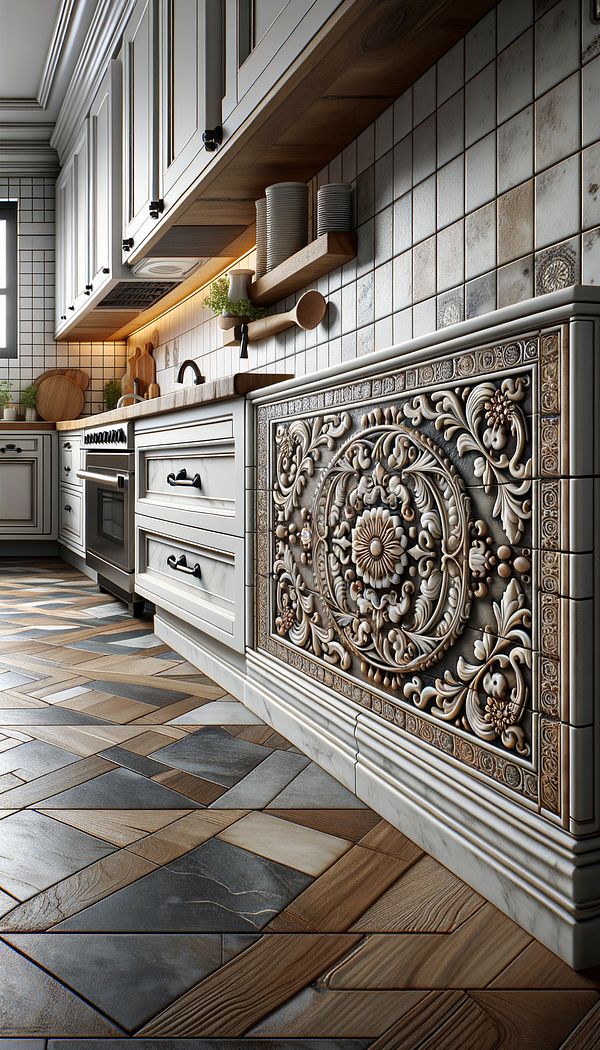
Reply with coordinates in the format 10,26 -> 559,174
59,434 -> 83,487
59,486 -> 84,551
0,437 -> 40,453
135,403 -> 244,536
135,514 -> 245,653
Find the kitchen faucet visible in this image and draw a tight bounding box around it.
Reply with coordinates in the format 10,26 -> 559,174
116,378 -> 145,409
176,359 -> 206,385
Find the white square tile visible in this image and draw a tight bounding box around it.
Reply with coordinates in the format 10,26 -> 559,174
393,307 -> 412,344
465,271 -> 496,318
465,62 -> 496,147
413,296 -> 436,337
413,115 -> 436,184
374,260 -> 393,320
393,250 -> 412,311
466,132 -> 497,212
497,0 -> 533,51
413,174 -> 436,243
413,67 -> 436,124
582,226 -> 600,284
535,72 -> 580,173
393,135 -> 412,198
394,88 -> 413,140
535,0 -> 580,97
393,192 -> 412,254
497,254 -> 534,307
535,153 -> 581,248
412,235 -> 437,301
497,28 -> 533,123
465,9 -> 496,79
437,155 -> 464,229
498,106 -> 534,194
437,39 -> 464,104
582,142 -> 600,230
437,90 -> 464,167
582,54 -> 600,146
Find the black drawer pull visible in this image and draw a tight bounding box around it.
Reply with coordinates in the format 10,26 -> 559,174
64,442 -> 72,450
166,468 -> 201,489
0,446 -> 21,454
166,553 -> 201,579
64,465 -> 71,473
64,505 -> 72,512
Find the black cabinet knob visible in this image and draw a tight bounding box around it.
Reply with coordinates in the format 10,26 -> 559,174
202,126 -> 223,152
149,199 -> 164,219
122,238 -> 134,251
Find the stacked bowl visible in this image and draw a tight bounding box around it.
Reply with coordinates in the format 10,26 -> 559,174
317,182 -> 353,236
255,197 -> 267,279
265,182 -> 309,271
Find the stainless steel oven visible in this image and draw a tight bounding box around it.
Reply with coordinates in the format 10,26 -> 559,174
78,423 -> 144,614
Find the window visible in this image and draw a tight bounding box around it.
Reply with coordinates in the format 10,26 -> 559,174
0,202 -> 17,359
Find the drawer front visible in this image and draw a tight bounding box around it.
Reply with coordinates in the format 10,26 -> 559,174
59,486 -> 84,550
0,436 -> 40,453
135,404 -> 244,536
59,434 -> 83,487
135,515 -> 245,653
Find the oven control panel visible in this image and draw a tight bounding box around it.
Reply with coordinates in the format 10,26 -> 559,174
83,423 -> 134,449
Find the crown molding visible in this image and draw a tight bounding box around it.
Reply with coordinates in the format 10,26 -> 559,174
0,99 -> 40,110
0,142 -> 59,176
51,0 -> 137,162
37,0 -> 78,109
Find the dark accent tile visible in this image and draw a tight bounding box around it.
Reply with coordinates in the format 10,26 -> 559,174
39,767 -> 204,809
0,740 -> 80,781
150,727 -> 273,788
87,680 -> 186,707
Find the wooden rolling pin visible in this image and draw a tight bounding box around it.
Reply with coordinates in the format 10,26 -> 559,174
223,290 -> 326,345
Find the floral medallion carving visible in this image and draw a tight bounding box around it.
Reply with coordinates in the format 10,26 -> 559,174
256,327 -> 567,816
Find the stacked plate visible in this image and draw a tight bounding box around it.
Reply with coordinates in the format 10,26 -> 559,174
255,197 -> 267,279
265,182 -> 308,271
317,182 -> 353,236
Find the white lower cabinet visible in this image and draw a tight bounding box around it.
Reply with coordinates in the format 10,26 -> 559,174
136,514 -> 245,652
134,399 -> 248,659
58,430 -> 85,554
0,433 -> 55,538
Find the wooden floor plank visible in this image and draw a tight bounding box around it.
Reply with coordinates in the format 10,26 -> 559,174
126,809 -> 248,864
0,755 -> 116,808
37,808 -> 192,847
251,988 -> 428,1037
138,933 -> 361,1037
559,999 -> 600,1049
470,990 -> 600,1050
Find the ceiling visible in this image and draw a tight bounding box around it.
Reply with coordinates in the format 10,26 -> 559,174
0,0 -> 97,172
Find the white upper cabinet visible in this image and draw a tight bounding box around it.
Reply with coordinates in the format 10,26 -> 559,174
160,0 -> 223,202
89,60 -> 122,292
122,0 -> 159,251
55,122 -> 89,329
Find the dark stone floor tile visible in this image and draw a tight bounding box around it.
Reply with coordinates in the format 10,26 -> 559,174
4,934 -> 221,1031
211,749 -> 310,808
0,811 -> 116,899
40,767 -> 204,809
149,726 -> 273,788
55,838 -> 312,932
98,747 -> 170,778
0,941 -> 121,1036
0,740 -> 80,781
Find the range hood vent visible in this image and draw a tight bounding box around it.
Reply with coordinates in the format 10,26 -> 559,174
99,281 -> 179,310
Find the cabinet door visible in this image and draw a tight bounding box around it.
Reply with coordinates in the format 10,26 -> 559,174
160,0 -> 223,202
224,0 -> 331,119
89,61 -> 122,290
73,122 -> 90,310
122,0 -> 159,249
55,157 -> 75,327
0,455 -> 43,534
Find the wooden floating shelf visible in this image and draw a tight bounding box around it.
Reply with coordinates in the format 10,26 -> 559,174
249,231 -> 357,306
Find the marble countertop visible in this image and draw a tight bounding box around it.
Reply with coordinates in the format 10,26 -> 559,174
56,372 -> 292,431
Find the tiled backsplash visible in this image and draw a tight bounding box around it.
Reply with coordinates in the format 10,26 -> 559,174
0,176 -> 126,415
129,0 -> 600,396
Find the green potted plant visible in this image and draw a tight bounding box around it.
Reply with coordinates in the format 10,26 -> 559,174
204,274 -> 266,327
103,378 -> 122,411
21,384 -> 38,422
0,380 -> 15,420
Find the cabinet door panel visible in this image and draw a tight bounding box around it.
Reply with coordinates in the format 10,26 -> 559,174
0,457 -> 41,532
123,0 -> 159,244
89,61 -> 122,291
73,124 -> 89,308
160,0 -> 223,200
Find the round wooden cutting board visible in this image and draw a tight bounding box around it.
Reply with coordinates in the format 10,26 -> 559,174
36,375 -> 85,421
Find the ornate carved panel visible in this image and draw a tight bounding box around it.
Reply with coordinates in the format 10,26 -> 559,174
256,328 -> 567,816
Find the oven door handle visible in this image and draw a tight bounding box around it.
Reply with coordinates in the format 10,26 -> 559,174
77,470 -> 127,490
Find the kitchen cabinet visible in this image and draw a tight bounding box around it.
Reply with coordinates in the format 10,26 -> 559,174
134,399 -> 248,659
55,124 -> 89,332
0,433 -> 55,539
122,0 -> 159,252
88,61 -> 123,296
58,432 -> 85,557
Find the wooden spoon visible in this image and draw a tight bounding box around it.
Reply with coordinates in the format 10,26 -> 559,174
223,290 -> 326,345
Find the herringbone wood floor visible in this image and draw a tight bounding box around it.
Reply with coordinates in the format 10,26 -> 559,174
0,559 -> 596,1046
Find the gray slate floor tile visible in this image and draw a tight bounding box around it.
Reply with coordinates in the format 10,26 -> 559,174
39,767 -> 204,809
149,726 -> 273,788
55,838 -> 312,932
0,740 -> 80,782
270,763 -> 369,809
211,749 -> 310,808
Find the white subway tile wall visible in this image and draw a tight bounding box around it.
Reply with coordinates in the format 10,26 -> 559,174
127,0 -> 600,394
0,176 -> 126,415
